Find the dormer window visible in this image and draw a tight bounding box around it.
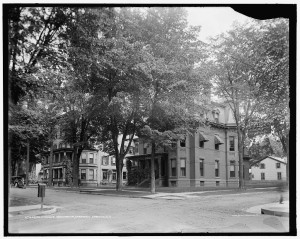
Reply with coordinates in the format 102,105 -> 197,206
180,139 -> 186,147
214,113 -> 219,123
212,109 -> 220,123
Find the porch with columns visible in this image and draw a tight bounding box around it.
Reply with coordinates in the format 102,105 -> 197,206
126,153 -> 169,187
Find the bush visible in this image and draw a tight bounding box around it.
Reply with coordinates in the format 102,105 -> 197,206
127,168 -> 150,185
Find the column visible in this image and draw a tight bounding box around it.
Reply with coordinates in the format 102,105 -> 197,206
63,167 -> 66,180
158,157 -> 161,178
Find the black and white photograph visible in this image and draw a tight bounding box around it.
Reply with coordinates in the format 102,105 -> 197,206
3,2 -> 296,236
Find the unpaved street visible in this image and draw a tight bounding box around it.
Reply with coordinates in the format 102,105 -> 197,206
8,187 -> 289,233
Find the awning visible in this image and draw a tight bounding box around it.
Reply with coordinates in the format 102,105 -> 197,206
214,135 -> 224,145
199,132 -> 209,142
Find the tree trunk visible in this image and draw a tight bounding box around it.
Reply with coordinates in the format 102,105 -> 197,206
286,132 -> 289,186
237,126 -> 244,189
72,147 -> 82,188
116,155 -> 124,191
48,143 -> 54,187
234,99 -> 244,190
26,142 -> 30,186
150,141 -> 156,194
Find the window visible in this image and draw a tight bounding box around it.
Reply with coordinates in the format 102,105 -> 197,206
214,135 -> 224,150
230,161 -> 235,177
171,159 -> 177,176
55,153 -> 59,163
180,158 -> 186,177
44,170 -> 48,179
229,136 -> 235,151
213,110 -> 220,123
215,114 -> 219,123
59,168 -> 63,178
59,143 -> 62,148
199,159 -> 204,177
276,163 -> 281,168
112,170 -> 117,181
128,147 -> 133,154
180,139 -> 186,147
53,144 -> 57,150
89,153 -> 94,164
260,163 -> 265,169
102,170 -> 108,180
66,152 -> 72,161
111,157 -> 116,166
200,181 -> 204,186
123,172 -> 127,180
215,160 -> 219,177
261,172 -> 265,180
216,181 -> 220,186
161,159 -> 165,176
81,153 -> 86,164
81,169 -> 86,180
171,181 -> 177,187
102,156 -> 108,165
277,172 -> 282,180
89,169 -> 94,180
60,152 -> 64,162
199,141 -> 204,148
135,143 -> 139,154
143,148 -> 147,154
52,169 -> 57,179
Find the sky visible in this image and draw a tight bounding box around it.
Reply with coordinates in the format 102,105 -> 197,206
186,7 -> 253,42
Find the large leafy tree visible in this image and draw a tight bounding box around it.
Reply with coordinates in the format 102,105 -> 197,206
7,6 -> 71,104
6,6 -> 73,188
209,18 -> 289,188
208,28 -> 262,188
245,19 -> 289,183
132,7 -> 209,193
58,81 -> 107,187
61,8 -> 147,190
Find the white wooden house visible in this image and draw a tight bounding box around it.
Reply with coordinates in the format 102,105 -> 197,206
250,156 -> 287,181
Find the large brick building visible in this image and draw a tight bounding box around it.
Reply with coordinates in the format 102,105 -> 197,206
127,102 -> 243,188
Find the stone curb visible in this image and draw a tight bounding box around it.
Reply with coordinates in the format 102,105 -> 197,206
9,204 -> 61,217
261,208 -> 289,217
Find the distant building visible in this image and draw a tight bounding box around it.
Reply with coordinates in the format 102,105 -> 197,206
41,126 -> 99,187
250,156 -> 287,181
97,135 -> 136,185
127,102 -> 243,188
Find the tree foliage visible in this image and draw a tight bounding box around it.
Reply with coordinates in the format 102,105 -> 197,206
208,18 -> 289,187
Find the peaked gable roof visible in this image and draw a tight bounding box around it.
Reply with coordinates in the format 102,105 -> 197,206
250,155 -> 287,166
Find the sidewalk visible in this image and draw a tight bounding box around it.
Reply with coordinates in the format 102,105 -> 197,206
246,201 -> 289,217
79,188 -> 153,198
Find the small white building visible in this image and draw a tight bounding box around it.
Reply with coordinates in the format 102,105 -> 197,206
250,156 -> 287,181
96,135 -> 137,185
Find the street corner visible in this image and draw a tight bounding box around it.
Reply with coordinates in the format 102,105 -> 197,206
244,200 -> 289,218
9,205 -> 61,218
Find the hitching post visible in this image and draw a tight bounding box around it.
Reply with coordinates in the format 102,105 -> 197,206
38,184 -> 46,210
